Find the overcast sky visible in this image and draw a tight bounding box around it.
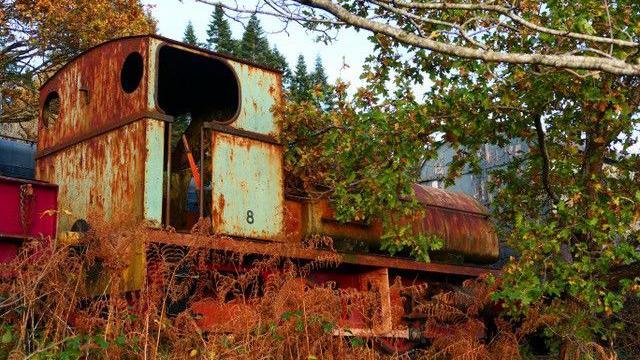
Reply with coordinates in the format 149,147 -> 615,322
142,0 -> 373,88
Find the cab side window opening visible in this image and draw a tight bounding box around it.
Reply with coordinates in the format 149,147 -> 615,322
121,52 -> 144,93
157,45 -> 239,122
42,91 -> 61,127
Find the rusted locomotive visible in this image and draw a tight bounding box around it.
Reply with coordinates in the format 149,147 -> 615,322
3,35 -> 501,352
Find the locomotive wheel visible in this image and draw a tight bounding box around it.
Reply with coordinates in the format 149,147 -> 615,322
375,336 -> 416,355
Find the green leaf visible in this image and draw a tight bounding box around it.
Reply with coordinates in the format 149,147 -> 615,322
1,330 -> 12,344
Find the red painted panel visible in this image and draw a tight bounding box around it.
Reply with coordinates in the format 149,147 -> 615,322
0,176 -> 58,240
0,242 -> 18,264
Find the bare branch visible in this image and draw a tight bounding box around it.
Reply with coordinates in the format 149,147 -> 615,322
371,0 -> 488,50
195,0 -> 343,25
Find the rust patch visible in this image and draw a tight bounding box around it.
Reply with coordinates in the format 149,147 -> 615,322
411,184 -> 499,261
212,193 -> 225,228
37,121 -> 148,232
38,37 -> 151,156
283,199 -> 303,242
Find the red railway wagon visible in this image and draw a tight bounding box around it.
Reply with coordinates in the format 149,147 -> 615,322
30,35 -> 501,352
0,176 -> 58,263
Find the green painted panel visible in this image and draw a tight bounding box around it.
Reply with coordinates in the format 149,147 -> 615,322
210,131 -> 284,240
229,62 -> 282,137
36,122 -> 147,232
143,119 -> 165,226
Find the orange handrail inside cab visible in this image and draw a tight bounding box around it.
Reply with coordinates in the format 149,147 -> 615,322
181,135 -> 202,189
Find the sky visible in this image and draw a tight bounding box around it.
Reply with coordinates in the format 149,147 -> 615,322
142,0 -> 374,88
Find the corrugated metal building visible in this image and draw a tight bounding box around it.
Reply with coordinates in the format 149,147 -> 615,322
420,140 -> 528,206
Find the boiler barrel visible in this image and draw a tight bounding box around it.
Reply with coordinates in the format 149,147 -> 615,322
411,184 -> 499,262
294,184 -> 499,263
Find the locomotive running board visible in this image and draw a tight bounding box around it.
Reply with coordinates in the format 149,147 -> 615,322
148,230 -> 500,277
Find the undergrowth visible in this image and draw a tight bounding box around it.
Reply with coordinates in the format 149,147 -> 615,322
0,219 -> 623,359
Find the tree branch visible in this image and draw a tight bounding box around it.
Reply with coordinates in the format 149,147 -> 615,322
388,0 -> 639,48
533,112 -> 558,203
293,0 -> 640,75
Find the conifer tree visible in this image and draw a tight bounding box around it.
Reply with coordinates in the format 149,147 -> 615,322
238,14 -> 271,65
206,5 -> 236,54
183,21 -> 198,46
290,54 -> 312,102
268,47 -> 291,89
309,55 -> 334,108
309,55 -> 328,89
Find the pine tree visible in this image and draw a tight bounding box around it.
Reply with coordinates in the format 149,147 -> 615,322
290,54 -> 312,102
309,55 -> 334,109
238,14 -> 272,65
206,5 -> 236,54
309,55 -> 328,89
183,21 -> 198,46
267,47 -> 291,89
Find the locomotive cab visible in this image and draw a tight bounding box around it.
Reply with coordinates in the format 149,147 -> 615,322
36,35 -> 285,241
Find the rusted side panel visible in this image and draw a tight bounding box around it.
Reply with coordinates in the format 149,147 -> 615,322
210,131 -> 285,241
412,184 -> 499,262
38,37 -> 150,155
36,121 -> 148,232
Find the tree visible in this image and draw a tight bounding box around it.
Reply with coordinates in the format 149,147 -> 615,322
309,55 -> 328,89
238,14 -> 273,65
309,55 -> 334,109
182,21 -> 199,46
0,0 -> 156,139
199,0 -> 640,352
206,4 -> 236,54
197,0 -> 640,76
290,54 -> 311,102
266,46 -> 291,89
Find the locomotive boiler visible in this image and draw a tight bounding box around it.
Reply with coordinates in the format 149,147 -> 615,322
18,35 -> 501,352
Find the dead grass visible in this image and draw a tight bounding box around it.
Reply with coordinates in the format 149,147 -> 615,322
0,220 -> 623,359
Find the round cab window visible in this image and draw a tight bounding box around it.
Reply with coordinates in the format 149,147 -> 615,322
120,52 -> 144,93
42,91 -> 61,127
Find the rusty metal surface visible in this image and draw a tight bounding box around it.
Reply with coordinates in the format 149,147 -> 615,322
301,199 -> 384,244
37,121 -> 149,232
412,183 -> 489,216
289,186 -> 498,262
38,37 -> 151,156
149,230 -> 500,277
229,62 -> 282,137
210,131 -> 285,241
412,184 -> 499,262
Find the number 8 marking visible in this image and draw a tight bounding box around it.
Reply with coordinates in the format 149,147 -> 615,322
246,210 -> 254,224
